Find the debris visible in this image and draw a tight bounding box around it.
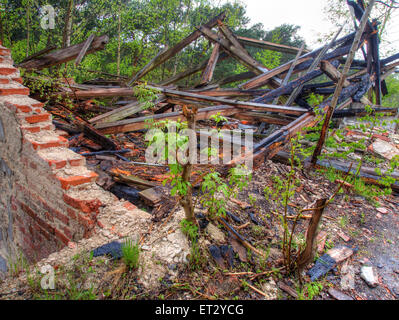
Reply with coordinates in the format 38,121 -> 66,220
360,265 -> 379,288
307,246 -> 357,281
278,282 -> 298,299
248,212 -> 262,226
92,241 -> 123,260
230,198 -> 251,210
206,223 -> 226,243
230,238 -> 248,263
338,231 -> 351,242
370,139 -> 399,160
316,231 -> 328,254
328,288 -> 354,300
209,245 -> 226,269
377,207 -> 389,215
340,263 -> 356,290
139,187 -> 163,206
220,245 -> 235,269
19,35 -> 109,70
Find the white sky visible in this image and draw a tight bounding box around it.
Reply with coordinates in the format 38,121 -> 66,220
221,0 -> 399,55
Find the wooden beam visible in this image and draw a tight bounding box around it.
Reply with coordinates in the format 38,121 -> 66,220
233,112 -> 292,126
96,105 -> 241,134
199,42 -> 220,85
253,60 -> 341,104
160,88 -> 307,114
89,94 -> 166,124
75,34 -> 95,66
321,60 -> 351,87
237,36 -> 309,55
240,33 -> 356,90
127,12 -> 226,85
19,35 -> 109,70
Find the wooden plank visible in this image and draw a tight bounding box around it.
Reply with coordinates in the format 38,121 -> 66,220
75,34 -> 95,66
89,94 -> 166,124
127,12 -> 226,85
237,36 -> 309,55
160,88 -> 307,114
199,25 -> 266,74
321,60 -> 351,87
199,42 -> 220,85
286,27 -> 344,106
273,43 -> 305,105
240,33 -> 356,90
253,60 -> 341,104
96,106 -> 241,134
19,35 -> 109,70
187,88 -> 269,98
139,188 -> 162,206
217,21 -> 251,56
17,45 -> 57,65
233,112 -> 292,126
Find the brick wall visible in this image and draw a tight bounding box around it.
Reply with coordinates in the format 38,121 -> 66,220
0,42 -> 146,273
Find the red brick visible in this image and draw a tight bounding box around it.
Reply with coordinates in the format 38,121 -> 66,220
69,158 -> 84,167
77,213 -> 95,228
0,67 -> 17,75
30,136 -> 68,150
57,171 -> 98,190
12,77 -> 23,84
0,87 -> 29,96
17,201 -> 55,235
14,104 -> 32,113
124,201 -> 137,211
52,209 -> 69,225
24,113 -> 50,124
0,79 -> 9,84
0,48 -> 11,55
373,134 -> 390,142
67,207 -> 78,220
54,228 -> 70,246
32,102 -> 44,108
63,227 -> 73,239
21,126 -> 41,133
63,194 -> 102,214
47,159 -> 67,169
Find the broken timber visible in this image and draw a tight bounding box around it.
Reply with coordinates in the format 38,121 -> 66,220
19,35 -> 109,70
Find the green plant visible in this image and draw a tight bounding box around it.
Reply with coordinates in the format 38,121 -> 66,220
180,219 -> 202,270
122,238 -> 140,270
297,281 -> 324,300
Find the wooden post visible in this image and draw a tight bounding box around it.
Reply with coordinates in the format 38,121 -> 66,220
310,0 -> 376,166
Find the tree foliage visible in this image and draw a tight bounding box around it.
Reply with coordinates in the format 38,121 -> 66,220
0,0 -> 306,86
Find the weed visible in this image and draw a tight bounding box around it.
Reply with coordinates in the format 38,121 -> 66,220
122,238 -> 140,270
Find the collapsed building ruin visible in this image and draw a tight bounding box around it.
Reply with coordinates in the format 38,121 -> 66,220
1,1 -> 399,279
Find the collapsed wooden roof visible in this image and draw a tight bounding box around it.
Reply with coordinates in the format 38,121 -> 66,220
19,2 -> 399,170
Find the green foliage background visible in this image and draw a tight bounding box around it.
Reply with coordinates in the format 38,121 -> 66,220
0,0 -> 305,86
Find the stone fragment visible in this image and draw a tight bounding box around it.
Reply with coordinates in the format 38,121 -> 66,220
360,265 -> 379,288
328,288 -> 354,300
206,223 -> 226,242
370,139 -> 399,160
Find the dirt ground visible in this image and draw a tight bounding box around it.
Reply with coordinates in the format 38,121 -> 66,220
1,156 -> 398,300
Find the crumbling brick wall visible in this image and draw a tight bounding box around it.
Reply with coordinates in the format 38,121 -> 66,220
0,42 -> 145,273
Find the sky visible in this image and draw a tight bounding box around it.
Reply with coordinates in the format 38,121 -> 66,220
221,0 -> 399,56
